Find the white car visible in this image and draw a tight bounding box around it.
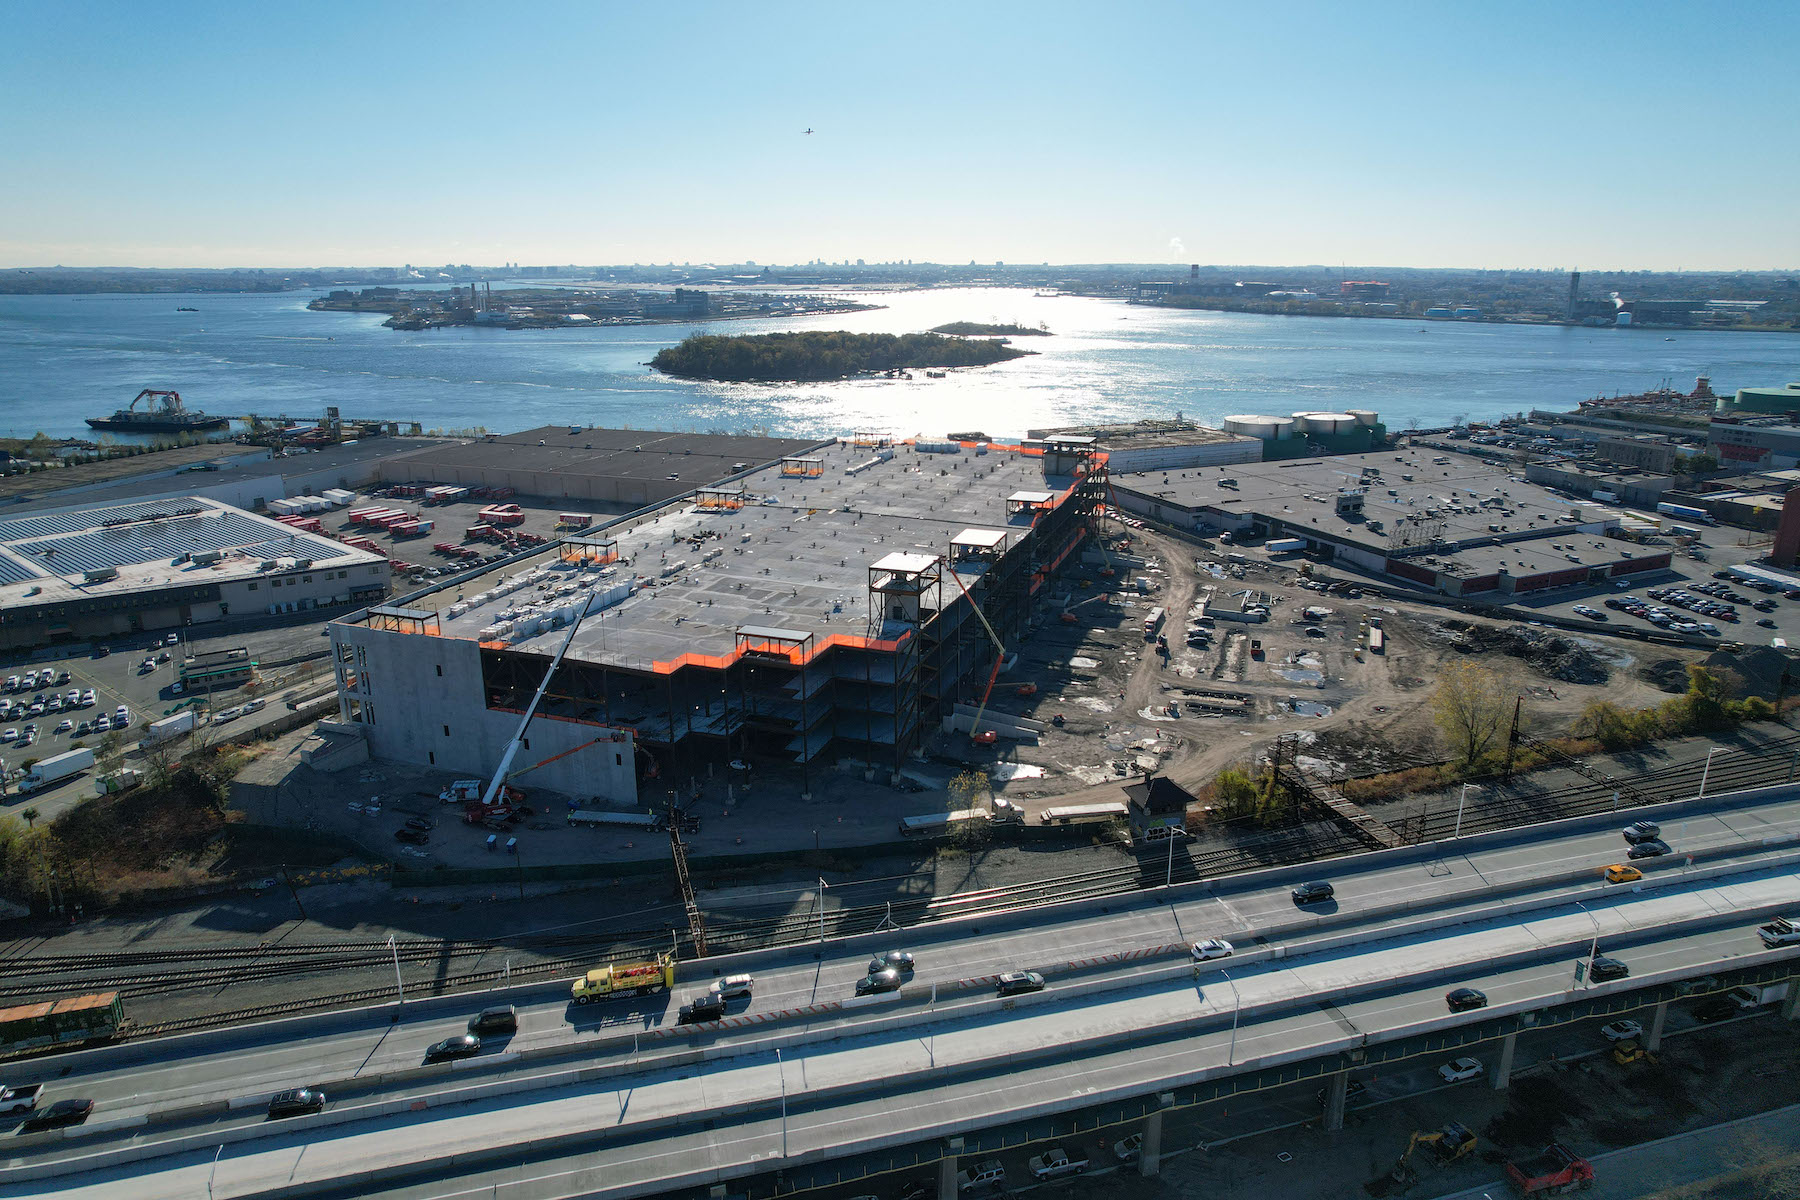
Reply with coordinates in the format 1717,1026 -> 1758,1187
243,699 -> 266,715
1191,939 -> 1235,961
0,729 -> 14,743
114,707 -> 130,727
55,719 -> 73,734
1600,1019 -> 1643,1042
213,707 -> 242,724
3,677 -> 17,693
1437,1057 -> 1485,1083
92,715 -> 111,732
65,690 -> 79,706
81,689 -> 96,707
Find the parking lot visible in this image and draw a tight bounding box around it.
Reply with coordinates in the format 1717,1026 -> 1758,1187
1510,551 -> 1800,650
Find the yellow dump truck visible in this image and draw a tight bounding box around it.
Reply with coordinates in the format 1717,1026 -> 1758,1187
570,953 -> 677,1004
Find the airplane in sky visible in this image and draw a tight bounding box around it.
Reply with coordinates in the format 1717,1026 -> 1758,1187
803,128 -> 814,135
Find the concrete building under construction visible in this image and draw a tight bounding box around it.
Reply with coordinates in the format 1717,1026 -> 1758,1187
328,437 -> 1104,807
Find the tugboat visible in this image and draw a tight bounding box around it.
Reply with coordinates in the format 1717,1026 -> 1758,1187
86,389 -> 230,433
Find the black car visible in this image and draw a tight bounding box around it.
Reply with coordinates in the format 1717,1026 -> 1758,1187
468,1005 -> 517,1035
856,968 -> 903,996
1446,987 -> 1488,1013
1291,881 -> 1335,906
405,816 -> 434,832
425,1034 -> 482,1062
1693,996 -> 1738,1023
1621,820 -> 1662,844
21,1098 -> 93,1132
267,1088 -> 326,1119
678,993 -> 728,1024
1589,956 -> 1630,983
996,971 -> 1045,996
1627,839 -> 1671,860
1315,1079 -> 1368,1106
394,827 -> 429,844
868,949 -> 916,974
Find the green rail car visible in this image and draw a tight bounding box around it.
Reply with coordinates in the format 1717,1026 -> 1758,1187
0,992 -> 122,1054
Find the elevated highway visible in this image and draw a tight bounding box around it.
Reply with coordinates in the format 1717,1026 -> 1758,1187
9,784 -> 1800,1199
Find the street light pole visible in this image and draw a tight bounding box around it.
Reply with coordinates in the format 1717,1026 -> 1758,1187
1165,830 -> 1176,888
1222,968 -> 1241,1064
1575,902 -> 1600,987
1699,746 -> 1724,799
386,934 -> 403,1009
775,1047 -> 788,1158
1454,783 -> 1478,839
815,877 -> 828,943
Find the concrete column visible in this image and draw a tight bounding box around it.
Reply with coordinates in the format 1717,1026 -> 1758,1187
1323,1072 -> 1349,1132
1138,1111 -> 1164,1178
1645,1001 -> 1669,1051
938,1155 -> 959,1200
1490,1031 -> 1517,1090
1782,983 -> 1800,1022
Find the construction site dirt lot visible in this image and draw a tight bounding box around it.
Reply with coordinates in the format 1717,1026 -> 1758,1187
943,522 -> 1703,817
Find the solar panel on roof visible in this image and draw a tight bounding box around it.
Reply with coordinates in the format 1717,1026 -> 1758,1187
0,552 -> 43,586
0,499 -> 220,541
13,514 -> 347,576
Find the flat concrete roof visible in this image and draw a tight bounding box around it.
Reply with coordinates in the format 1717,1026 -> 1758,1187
1425,535 -> 1639,579
382,427 -> 820,489
1114,449 -> 1600,554
1027,419 -> 1257,450
408,440 -> 1074,672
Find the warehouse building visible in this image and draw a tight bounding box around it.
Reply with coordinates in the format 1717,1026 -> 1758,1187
330,437 -> 1103,807
1024,419 -> 1261,473
0,496 -> 391,650
1110,449 -> 1668,597
373,427 -> 822,507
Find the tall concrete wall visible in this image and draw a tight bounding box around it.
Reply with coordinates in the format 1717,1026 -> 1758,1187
331,624 -> 638,808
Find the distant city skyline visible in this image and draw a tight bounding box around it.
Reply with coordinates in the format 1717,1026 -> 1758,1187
3,2 -> 1797,271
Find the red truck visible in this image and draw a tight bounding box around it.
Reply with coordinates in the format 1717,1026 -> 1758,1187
1505,1144 -> 1594,1195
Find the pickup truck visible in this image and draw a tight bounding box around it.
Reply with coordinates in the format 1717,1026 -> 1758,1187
0,1084 -> 42,1114
1759,916 -> 1800,947
1028,1146 -> 1089,1180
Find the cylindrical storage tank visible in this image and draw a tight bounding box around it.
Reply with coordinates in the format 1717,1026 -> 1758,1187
1268,416 -> 1296,439
1293,411 -> 1358,435
1346,409 -> 1379,427
1223,415 -> 1279,440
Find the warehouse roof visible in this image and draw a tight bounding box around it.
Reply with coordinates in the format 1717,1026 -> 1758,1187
380,427 -> 820,490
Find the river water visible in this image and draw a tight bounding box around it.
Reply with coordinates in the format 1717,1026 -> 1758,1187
1,287 -> 1795,441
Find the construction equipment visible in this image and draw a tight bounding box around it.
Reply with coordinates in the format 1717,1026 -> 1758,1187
666,793 -> 708,956
1611,1038 -> 1657,1066
1504,1144 -> 1595,1195
945,564 -> 1009,744
570,953 -> 677,1003
1387,1123 -> 1478,1188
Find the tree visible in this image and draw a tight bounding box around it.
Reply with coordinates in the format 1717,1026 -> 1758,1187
19,808 -> 38,831
1432,661 -> 1515,764
947,770 -> 991,813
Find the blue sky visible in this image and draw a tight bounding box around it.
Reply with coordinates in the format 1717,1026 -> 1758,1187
3,1 -> 1796,269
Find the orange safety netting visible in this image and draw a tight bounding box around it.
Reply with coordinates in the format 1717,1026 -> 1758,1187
649,627 -> 915,675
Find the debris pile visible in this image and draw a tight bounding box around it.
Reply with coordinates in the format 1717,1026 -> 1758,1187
1441,620 -> 1610,684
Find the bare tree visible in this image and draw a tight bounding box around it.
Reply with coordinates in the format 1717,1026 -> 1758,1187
1433,661 -> 1515,764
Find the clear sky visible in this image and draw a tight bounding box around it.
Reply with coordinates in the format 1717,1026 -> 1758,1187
3,1 -> 1796,270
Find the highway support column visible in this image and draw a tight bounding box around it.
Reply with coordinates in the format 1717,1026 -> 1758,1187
939,1154 -> 959,1199
1490,1031 -> 1517,1090
1645,1001 -> 1669,1051
1139,1110 -> 1164,1177
1782,983 -> 1800,1022
1323,1073 -> 1349,1133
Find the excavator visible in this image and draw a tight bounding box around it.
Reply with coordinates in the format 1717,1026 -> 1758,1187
1384,1123 -> 1477,1190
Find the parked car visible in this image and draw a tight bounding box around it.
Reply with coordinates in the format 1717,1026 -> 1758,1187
855,968 -> 903,996
1112,1132 -> 1145,1162
1291,880 -> 1335,905
1315,1079 -> 1369,1107
1600,1019 -> 1643,1042
1191,938 -> 1234,961
1445,987 -> 1488,1013
266,1088 -> 326,1119
1693,996 -> 1737,1023
1437,1057 -> 1485,1083
996,971 -> 1045,996
393,827 -> 429,844
1589,956 -> 1630,983
424,1034 -> 482,1062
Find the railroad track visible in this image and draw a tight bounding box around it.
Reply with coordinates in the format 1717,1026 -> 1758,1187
5,735 -> 1799,1036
